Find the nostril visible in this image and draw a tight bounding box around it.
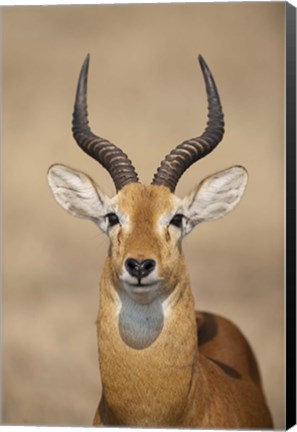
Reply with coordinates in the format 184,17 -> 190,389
139,259 -> 156,278
125,258 -> 140,277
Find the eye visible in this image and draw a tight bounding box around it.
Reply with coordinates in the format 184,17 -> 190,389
106,212 -> 120,227
169,213 -> 184,228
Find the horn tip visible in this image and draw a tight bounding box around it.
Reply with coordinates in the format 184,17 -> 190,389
198,54 -> 209,72
77,53 -> 91,94
82,53 -> 90,71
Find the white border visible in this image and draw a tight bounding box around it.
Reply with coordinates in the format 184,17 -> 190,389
0,0 -> 293,6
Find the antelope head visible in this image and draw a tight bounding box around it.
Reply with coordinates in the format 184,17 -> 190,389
48,55 -> 247,338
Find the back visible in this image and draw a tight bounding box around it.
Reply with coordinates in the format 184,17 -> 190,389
196,311 -> 273,428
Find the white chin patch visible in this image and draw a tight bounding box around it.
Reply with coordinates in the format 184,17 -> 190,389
122,280 -> 162,303
120,269 -> 163,300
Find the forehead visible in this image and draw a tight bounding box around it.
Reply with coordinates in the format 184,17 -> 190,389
117,183 -> 176,219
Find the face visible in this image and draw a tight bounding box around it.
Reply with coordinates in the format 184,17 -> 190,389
105,183 -> 187,303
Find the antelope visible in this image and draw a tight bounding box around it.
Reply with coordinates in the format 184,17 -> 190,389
48,54 -> 273,428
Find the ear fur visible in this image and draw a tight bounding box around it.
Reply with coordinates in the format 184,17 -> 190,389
181,166 -> 248,235
47,164 -> 111,232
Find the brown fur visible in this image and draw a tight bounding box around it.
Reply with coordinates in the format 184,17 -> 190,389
110,184 -> 183,290
92,184 -> 273,428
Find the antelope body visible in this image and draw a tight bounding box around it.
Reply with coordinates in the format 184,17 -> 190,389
48,54 -> 273,428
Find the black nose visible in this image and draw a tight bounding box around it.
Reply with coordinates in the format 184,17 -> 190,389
125,258 -> 156,279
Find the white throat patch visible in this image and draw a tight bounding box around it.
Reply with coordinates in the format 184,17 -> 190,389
118,291 -> 170,349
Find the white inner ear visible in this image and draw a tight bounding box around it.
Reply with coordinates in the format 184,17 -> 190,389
181,166 -> 248,235
47,164 -> 112,232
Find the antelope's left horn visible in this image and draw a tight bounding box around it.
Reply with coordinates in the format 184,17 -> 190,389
72,54 -> 139,191
152,55 -> 225,192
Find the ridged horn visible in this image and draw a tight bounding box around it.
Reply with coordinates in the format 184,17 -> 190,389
152,55 -> 225,192
72,54 -> 139,191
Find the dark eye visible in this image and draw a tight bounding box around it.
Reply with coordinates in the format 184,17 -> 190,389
106,213 -> 120,227
169,214 -> 184,228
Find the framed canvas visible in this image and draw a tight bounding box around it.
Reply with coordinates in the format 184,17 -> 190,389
1,1 -> 296,430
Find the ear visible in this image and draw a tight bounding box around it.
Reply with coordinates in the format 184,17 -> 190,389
47,164 -> 112,233
181,166 -> 248,235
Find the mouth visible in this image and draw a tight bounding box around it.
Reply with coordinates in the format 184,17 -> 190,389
119,269 -> 164,300
120,277 -> 163,299
124,281 -> 160,292
133,278 -> 156,287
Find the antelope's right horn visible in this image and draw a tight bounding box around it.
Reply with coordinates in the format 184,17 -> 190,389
72,54 -> 139,191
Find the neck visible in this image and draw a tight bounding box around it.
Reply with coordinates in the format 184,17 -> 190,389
96,258 -> 204,427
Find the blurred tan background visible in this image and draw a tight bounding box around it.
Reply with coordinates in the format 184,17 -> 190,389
2,3 -> 285,428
